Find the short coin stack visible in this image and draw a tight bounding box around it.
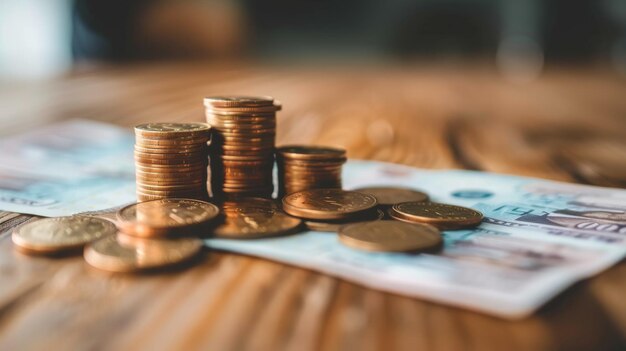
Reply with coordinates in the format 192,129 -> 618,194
134,123 -> 211,202
276,145 -> 346,197
204,96 -> 280,199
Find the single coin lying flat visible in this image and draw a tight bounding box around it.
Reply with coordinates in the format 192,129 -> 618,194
282,189 -> 377,220
304,209 -> 385,232
214,198 -> 302,239
353,186 -> 429,207
12,216 -> 116,254
84,234 -> 203,272
116,198 -> 220,237
389,201 -> 483,229
339,220 -> 442,253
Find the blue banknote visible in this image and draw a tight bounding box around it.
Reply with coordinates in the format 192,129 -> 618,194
0,119 -> 136,216
207,160 -> 626,318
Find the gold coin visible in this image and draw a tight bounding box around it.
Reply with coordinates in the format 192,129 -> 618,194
277,145 -> 346,160
304,209 -> 385,232
117,198 -> 220,237
134,123 -> 211,138
213,198 -> 302,239
84,234 -> 203,272
339,221 -> 442,252
12,216 -> 116,254
390,202 -> 483,229
354,187 -> 429,207
203,95 -> 275,108
282,189 -> 377,220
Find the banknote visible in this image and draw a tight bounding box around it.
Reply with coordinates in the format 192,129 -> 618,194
207,160 -> 626,318
0,119 -> 136,216
2,120 -> 625,318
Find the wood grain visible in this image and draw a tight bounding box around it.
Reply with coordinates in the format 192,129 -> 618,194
0,64 -> 625,351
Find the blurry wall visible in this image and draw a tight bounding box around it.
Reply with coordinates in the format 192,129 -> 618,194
1,0 -> 626,79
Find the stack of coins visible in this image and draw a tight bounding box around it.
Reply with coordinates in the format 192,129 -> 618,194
276,146 -> 347,197
134,123 -> 211,202
204,96 -> 280,199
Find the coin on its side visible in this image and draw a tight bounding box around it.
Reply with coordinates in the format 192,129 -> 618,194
116,198 -> 220,237
353,186 -> 429,207
282,189 -> 377,220
214,198 -> 302,239
84,235 -> 203,272
390,202 -> 483,229
339,221 -> 442,252
12,216 -> 117,254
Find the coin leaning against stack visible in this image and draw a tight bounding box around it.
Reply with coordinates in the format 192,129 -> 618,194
204,96 -> 280,199
134,123 -> 211,202
276,145 -> 346,197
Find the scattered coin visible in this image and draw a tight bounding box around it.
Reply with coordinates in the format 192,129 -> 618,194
116,198 -> 220,237
84,234 -> 203,272
338,221 -> 442,252
353,186 -> 429,207
304,208 -> 385,232
389,202 -> 483,229
213,198 -> 302,239
282,189 -> 377,220
12,216 -> 116,254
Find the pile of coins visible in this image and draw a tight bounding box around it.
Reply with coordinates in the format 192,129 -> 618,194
276,146 -> 347,196
134,123 -> 211,202
12,199 -> 221,272
11,95 -> 489,273
204,96 -> 280,199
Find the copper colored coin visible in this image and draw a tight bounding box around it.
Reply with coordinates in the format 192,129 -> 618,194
134,145 -> 207,154
339,221 -> 442,252
213,198 -> 302,239
304,209 -> 385,232
84,234 -> 203,272
117,198 -> 220,237
282,189 -> 377,220
135,164 -> 207,172
390,202 -> 483,229
12,216 -> 117,254
354,186 -> 429,207
134,123 -> 211,138
203,95 -> 275,108
277,145 -> 346,160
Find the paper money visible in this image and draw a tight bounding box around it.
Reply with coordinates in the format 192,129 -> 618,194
207,160 -> 626,318
0,120 -> 136,216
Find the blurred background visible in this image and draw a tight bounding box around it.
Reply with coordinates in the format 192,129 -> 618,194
1,0 -> 626,81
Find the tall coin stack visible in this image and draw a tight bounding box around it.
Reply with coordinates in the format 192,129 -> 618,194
204,96 -> 280,199
134,123 -> 211,202
276,145 -> 347,197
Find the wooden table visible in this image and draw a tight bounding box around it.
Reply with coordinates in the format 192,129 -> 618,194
1,64 -> 625,351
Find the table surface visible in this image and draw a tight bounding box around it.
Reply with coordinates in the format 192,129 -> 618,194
1,64 -> 625,351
